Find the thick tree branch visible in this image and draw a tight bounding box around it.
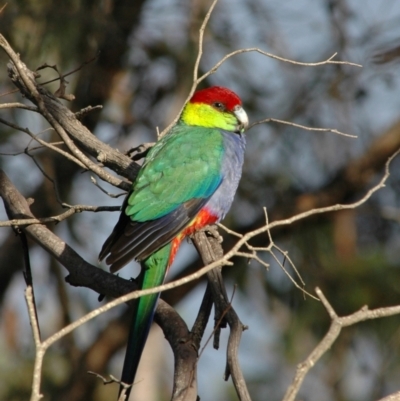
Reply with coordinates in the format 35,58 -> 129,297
155,302 -> 198,401
2,141 -> 389,400
193,230 -> 251,401
190,284 -> 214,350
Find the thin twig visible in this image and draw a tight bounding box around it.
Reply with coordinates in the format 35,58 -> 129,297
19,231 -> 42,341
0,204 -> 120,227
158,8 -> 360,141
198,49 -> 362,85
1,120 -> 397,401
90,176 -> 127,198
249,117 -> 358,138
217,223 -> 243,238
0,116 -> 88,169
0,141 -> 65,156
25,287 -> 44,401
68,148 -> 400,300
193,0 -> 219,83
0,102 -> 38,112
273,244 -> 306,287
37,52 -> 99,87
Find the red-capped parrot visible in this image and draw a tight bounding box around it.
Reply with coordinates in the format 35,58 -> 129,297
99,86 -> 248,398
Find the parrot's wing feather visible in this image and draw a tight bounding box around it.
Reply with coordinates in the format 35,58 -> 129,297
102,197 -> 210,272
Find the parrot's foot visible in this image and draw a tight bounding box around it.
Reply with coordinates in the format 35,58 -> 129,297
127,143 -> 155,161
201,224 -> 223,243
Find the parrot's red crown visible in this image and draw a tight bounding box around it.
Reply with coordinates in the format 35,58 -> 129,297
190,86 -> 242,112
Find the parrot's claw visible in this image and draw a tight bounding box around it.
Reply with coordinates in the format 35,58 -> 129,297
202,224 -> 223,243
127,143 -> 155,161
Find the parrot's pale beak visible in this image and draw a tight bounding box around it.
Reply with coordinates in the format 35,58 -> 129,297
233,105 -> 249,133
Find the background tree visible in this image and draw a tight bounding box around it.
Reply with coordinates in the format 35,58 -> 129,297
1,1 -> 400,401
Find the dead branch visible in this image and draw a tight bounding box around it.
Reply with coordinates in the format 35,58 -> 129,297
0,204 -> 120,227
1,146 -> 394,320
249,117 -> 358,138
0,102 -> 38,111
155,302 -> 198,401
282,287 -> 400,401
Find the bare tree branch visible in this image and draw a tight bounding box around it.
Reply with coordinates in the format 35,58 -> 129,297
0,116 -> 88,169
1,118 -> 397,400
0,102 -> 38,111
249,117 -> 358,138
155,302 -> 198,401
0,34 -> 139,189
0,204 -> 120,227
198,49 -> 361,85
282,287 -> 400,401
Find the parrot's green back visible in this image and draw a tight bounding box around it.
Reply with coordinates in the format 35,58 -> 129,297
127,123 -> 225,221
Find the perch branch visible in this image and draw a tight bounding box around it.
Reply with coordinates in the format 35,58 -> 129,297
155,302 -> 198,401
193,230 -> 251,401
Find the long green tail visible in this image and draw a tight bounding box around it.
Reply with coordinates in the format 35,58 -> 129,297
119,243 -> 172,399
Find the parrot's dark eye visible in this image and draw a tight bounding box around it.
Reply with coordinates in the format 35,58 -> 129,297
213,102 -> 225,111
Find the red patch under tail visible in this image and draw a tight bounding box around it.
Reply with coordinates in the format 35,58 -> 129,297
168,208 -> 218,266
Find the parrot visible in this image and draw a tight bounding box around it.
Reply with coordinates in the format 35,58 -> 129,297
98,86 -> 248,399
